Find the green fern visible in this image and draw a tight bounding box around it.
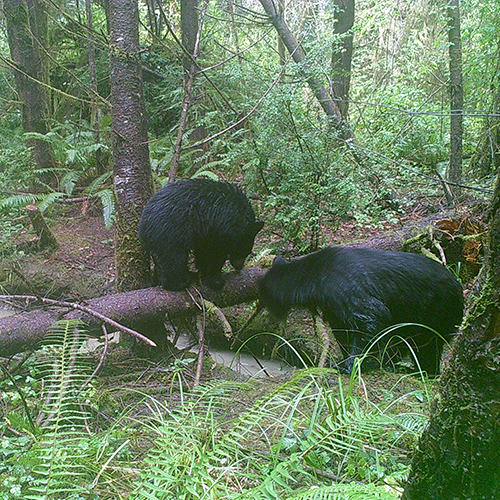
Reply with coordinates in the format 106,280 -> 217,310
84,171 -> 113,196
287,483 -> 400,499
24,320 -> 95,500
0,193 -> 45,209
95,188 -> 115,229
130,370 -> 410,500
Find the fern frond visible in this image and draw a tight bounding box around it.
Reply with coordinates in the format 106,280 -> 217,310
37,192 -> 66,212
130,370 -> 411,500
191,167 -> 219,181
287,482 -> 399,499
84,171 -> 113,195
0,193 -> 43,209
95,188 -> 115,229
83,142 -> 109,155
25,320 -> 95,500
22,132 -> 54,144
60,169 -> 82,196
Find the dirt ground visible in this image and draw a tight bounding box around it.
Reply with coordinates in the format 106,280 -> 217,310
1,208 -> 116,300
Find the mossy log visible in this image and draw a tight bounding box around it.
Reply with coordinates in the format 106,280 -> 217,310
0,266 -> 266,358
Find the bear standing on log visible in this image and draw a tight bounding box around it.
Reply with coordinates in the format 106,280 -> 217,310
139,178 -> 264,291
259,246 -> 464,375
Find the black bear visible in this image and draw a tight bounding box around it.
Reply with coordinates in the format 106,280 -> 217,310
259,246 -> 463,375
138,178 -> 263,291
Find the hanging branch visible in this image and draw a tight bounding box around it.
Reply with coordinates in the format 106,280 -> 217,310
257,0 -> 343,127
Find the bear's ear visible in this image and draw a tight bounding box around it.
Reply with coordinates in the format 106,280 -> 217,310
254,220 -> 264,234
272,255 -> 288,267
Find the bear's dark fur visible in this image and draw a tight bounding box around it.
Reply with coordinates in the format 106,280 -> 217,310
259,246 -> 463,375
138,178 -> 263,290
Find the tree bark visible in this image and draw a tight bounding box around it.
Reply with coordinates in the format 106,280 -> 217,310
402,169 -> 500,497
26,204 -> 59,251
145,0 -> 162,39
168,0 -> 202,183
3,0 -> 58,188
447,0 -> 463,199
107,0 -> 154,291
470,83 -> 500,176
330,0 -> 355,121
85,0 -> 106,176
257,0 -> 344,129
0,267 -> 266,358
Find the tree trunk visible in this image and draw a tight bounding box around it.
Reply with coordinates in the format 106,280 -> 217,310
470,83 -> 500,177
85,0 -> 106,176
107,0 -> 154,291
447,0 -> 463,199
276,0 -> 286,66
145,0 -> 162,39
26,204 -> 59,251
168,0 -> 202,182
402,174 -> 500,497
3,0 -> 58,188
180,0 -> 199,73
0,267 -> 266,358
257,0 -> 344,129
330,0 -> 355,121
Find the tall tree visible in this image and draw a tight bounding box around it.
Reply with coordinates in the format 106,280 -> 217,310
168,0 -> 202,182
85,0 -> 106,176
447,0 -> 463,199
145,0 -> 163,39
107,0 -> 154,291
3,0 -> 58,188
330,0 -> 355,121
402,174 -> 500,497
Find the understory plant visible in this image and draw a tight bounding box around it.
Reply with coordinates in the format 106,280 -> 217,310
130,369 -> 428,500
1,320 -> 432,500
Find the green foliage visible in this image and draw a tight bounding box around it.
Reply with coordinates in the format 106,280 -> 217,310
1,320 -> 432,500
20,321 -> 95,499
0,125 -> 113,238
1,0 -> 498,251
130,369 -> 424,499
0,320 -> 127,500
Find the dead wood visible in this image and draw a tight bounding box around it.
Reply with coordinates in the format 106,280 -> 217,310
0,266 -> 267,358
26,205 -> 59,251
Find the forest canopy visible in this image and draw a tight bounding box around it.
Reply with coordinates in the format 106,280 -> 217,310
0,0 -> 497,253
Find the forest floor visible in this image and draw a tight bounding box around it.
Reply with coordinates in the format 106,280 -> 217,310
0,194 -> 488,494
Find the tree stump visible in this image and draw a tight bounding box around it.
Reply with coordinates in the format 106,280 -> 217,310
26,205 -> 59,251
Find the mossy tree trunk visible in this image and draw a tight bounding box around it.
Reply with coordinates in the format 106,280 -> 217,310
107,0 -> 154,292
3,0 -> 58,188
402,174 -> 500,498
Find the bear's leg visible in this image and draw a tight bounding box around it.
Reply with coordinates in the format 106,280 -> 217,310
194,245 -> 228,289
327,302 -> 389,374
153,250 -> 193,290
342,331 -> 371,374
414,335 -> 443,376
330,329 -> 358,373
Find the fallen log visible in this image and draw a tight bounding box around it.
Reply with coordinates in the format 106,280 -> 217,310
0,266 -> 267,357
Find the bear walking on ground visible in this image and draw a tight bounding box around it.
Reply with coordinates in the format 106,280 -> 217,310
259,246 -> 464,375
138,178 -> 264,291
